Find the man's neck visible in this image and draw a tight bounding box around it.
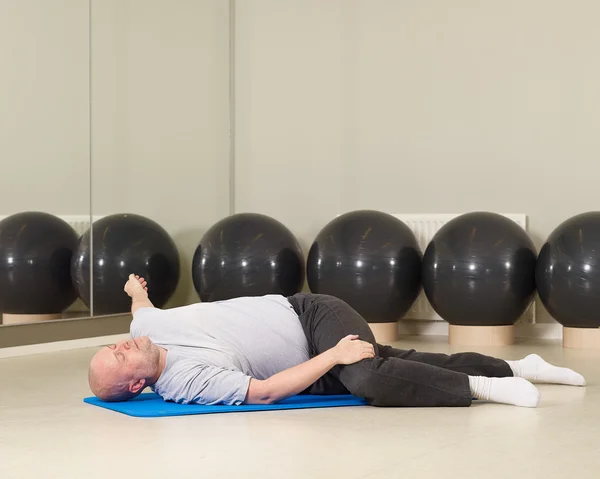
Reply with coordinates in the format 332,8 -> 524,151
150,346 -> 168,385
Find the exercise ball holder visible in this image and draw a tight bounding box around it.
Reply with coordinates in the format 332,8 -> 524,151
448,325 -> 515,347
562,328 -> 600,349
369,323 -> 400,344
0,212 -> 79,324
422,212 -> 536,348
536,212 -> 600,350
307,210 -> 422,345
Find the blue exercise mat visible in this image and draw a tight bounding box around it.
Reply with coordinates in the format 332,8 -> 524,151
84,393 -> 368,418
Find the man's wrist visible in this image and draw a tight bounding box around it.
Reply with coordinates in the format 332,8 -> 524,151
324,347 -> 340,367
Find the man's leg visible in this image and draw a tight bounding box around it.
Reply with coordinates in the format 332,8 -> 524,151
376,345 -> 586,386
376,344 -> 513,378
290,294 -> 470,406
289,294 -> 540,407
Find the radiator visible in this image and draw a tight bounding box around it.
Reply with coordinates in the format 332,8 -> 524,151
393,213 -> 535,324
0,214 -> 95,236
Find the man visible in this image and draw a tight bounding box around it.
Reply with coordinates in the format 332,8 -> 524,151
89,275 -> 586,408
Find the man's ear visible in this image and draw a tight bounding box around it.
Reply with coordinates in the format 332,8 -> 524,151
130,378 -> 146,394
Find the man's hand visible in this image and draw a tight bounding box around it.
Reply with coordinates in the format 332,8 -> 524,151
245,334 -> 376,405
332,335 -> 375,365
124,274 -> 149,299
125,274 -> 155,315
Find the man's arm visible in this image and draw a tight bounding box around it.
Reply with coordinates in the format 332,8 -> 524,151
131,295 -> 155,315
124,274 -> 155,315
245,335 -> 375,404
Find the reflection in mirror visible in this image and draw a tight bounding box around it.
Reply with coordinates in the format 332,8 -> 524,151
72,213 -> 181,315
90,0 -> 230,316
0,1 -> 91,326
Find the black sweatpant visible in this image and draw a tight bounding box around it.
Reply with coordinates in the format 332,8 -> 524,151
287,293 -> 513,407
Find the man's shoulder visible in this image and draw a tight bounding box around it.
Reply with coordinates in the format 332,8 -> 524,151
130,307 -> 161,333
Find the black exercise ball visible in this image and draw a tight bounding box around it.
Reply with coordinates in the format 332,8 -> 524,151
193,213 -> 305,301
72,214 -> 180,315
0,212 -> 79,314
307,210 -> 422,323
422,212 -> 537,326
537,212 -> 600,328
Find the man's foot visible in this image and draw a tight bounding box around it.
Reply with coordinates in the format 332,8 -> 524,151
124,274 -> 149,299
506,354 -> 586,386
469,376 -> 541,408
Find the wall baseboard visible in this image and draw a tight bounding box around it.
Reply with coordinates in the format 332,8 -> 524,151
0,333 -> 130,359
514,322 -> 563,341
398,320 -> 449,337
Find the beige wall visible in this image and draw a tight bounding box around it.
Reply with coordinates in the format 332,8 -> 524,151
0,0 -> 90,216
0,0 -> 230,312
235,0 -> 600,324
5,0 -> 600,326
91,0 -> 231,307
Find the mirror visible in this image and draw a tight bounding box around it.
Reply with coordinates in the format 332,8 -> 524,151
0,1 -> 92,326
89,0 -> 231,316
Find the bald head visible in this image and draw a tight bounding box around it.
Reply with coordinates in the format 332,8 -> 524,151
89,351 -> 135,401
88,337 -> 162,402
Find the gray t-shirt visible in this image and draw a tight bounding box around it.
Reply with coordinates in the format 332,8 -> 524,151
130,295 -> 310,405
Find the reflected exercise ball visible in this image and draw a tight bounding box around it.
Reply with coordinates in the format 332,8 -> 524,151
192,213 -> 305,301
0,212 -> 79,321
72,214 -> 180,315
537,212 -> 600,348
307,210 -> 422,335
422,212 -> 536,343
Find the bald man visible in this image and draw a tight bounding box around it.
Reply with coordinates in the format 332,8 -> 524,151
89,275 -> 586,407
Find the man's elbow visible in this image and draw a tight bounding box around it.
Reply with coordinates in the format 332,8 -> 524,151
248,392 -> 275,405
246,379 -> 279,405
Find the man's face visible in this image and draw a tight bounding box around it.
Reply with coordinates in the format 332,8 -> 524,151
105,336 -> 155,371
89,336 -> 158,399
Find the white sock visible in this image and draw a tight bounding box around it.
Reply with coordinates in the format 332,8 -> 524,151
469,376 -> 540,408
506,354 -> 586,386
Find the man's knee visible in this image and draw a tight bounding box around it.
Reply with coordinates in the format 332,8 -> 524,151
339,361 -> 380,399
